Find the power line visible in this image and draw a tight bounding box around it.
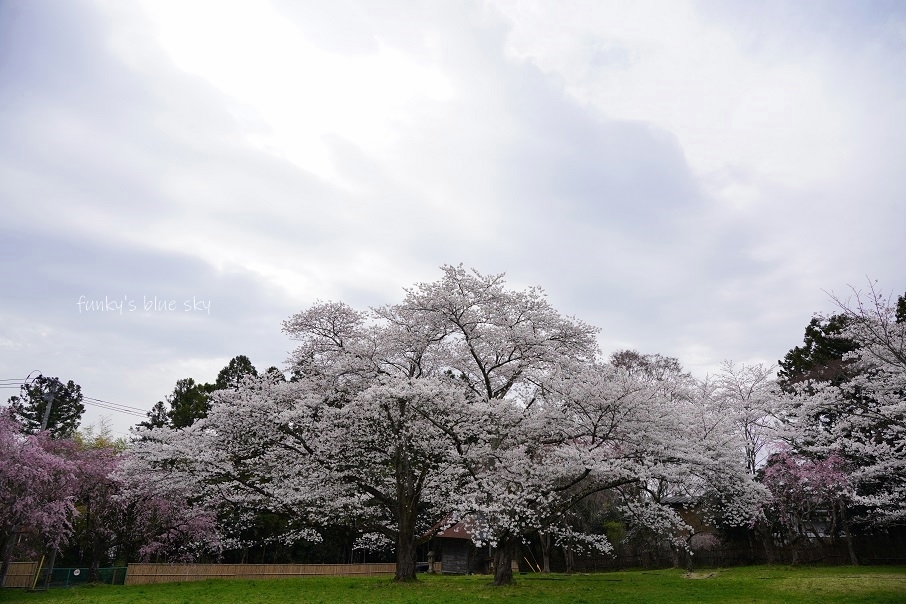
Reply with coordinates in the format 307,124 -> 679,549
83,399 -> 146,418
0,371 -> 44,385
83,396 -> 147,413
0,377 -> 151,418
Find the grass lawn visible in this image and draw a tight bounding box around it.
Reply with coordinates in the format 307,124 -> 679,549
2,566 -> 905,604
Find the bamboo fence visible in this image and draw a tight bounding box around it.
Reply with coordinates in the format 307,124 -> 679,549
2,561 -> 39,588
124,563 -> 398,585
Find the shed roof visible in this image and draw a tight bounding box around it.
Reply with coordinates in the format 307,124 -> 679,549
434,521 -> 474,540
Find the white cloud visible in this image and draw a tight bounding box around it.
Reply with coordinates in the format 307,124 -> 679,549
130,0 -> 454,183
491,0 -> 862,189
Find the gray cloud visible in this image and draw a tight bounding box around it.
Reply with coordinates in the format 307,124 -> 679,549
1,0 -> 903,431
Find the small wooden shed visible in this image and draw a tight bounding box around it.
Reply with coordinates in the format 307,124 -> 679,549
432,519 -> 489,575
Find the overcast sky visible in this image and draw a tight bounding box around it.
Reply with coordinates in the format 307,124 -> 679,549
2,0 -> 904,435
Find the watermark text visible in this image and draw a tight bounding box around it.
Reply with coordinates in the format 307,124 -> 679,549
76,296 -> 211,315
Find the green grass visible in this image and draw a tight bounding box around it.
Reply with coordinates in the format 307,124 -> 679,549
2,566 -> 905,604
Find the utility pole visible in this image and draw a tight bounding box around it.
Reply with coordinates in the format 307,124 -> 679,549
39,379 -> 60,432
36,376 -> 60,588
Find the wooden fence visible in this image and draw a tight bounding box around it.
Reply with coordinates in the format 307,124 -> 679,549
2,561 -> 39,588
124,563 -> 398,585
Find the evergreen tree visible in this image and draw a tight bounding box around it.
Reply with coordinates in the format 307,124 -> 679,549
779,289 -> 906,390
777,314 -> 858,391
166,378 -> 214,429
7,375 -> 85,438
138,400 -> 169,430
215,355 -> 259,391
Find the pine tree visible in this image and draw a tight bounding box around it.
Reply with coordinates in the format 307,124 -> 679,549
777,314 -> 858,391
138,400 -> 169,430
166,378 -> 214,429
7,375 -> 85,438
214,355 -> 259,391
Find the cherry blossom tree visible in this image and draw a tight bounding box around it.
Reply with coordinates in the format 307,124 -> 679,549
606,354 -> 763,526
788,283 -> 906,524
70,444 -> 123,580
68,440 -> 219,580
113,463 -> 221,565
131,266 -> 600,582
456,356 -> 762,584
286,265 -> 603,583
0,408 -> 77,585
130,373 -> 482,580
135,372 -> 466,575
761,450 -> 856,564
712,362 -> 782,477
454,363 -> 656,584
288,377 -> 479,579
1,410 -> 217,587
385,266 -> 605,583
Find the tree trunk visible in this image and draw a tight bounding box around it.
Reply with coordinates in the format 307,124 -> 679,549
89,547 -> 102,583
563,543 -> 574,574
42,547 -> 58,590
394,530 -> 418,582
539,531 -> 551,573
759,523 -> 775,564
841,500 -> 859,565
492,537 -> 517,586
393,499 -> 418,583
763,539 -> 774,563
392,399 -> 419,583
0,530 -> 18,587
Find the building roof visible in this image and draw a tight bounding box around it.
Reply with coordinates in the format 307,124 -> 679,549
434,521 -> 474,540
424,515 -> 477,540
